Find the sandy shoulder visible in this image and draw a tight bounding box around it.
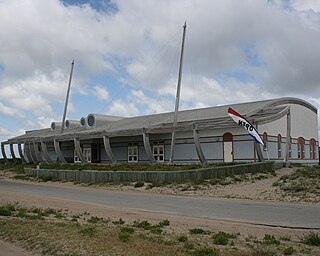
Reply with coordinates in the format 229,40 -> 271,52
0,189 -> 314,240
0,240 -> 38,256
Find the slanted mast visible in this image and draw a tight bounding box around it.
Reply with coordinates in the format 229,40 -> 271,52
169,22 -> 187,163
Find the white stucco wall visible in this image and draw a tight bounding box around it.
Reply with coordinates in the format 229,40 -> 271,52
260,104 -> 318,140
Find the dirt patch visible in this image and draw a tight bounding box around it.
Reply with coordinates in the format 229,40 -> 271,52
0,240 -> 37,256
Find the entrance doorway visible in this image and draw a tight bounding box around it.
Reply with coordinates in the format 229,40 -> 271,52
83,148 -> 92,163
223,132 -> 233,162
153,145 -> 164,162
91,144 -> 100,163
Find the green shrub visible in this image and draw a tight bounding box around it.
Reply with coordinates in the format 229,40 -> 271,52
263,234 -> 280,245
192,247 -> 219,256
283,246 -> 295,255
79,226 -> 96,237
54,212 -> 64,219
16,208 -> 28,218
44,208 -> 57,215
145,184 -> 155,190
41,175 -> 54,182
189,228 -> 209,235
120,226 -> 135,234
118,233 -> 130,242
112,218 -> 125,225
5,204 -> 16,212
302,232 -> 320,246
87,216 -> 104,223
134,181 -> 144,188
177,235 -> 188,242
0,207 -> 12,216
133,220 -> 152,230
212,232 -> 230,245
150,226 -> 162,234
280,235 -> 291,241
184,242 -> 194,250
158,219 -> 170,227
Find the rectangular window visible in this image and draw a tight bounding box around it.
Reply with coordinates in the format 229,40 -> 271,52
75,147 -> 92,163
263,142 -> 268,151
289,142 -> 292,159
128,146 -> 138,163
83,148 -> 92,163
278,142 -> 281,159
310,142 -> 316,160
74,150 -> 81,163
298,144 -> 304,159
153,145 -> 164,163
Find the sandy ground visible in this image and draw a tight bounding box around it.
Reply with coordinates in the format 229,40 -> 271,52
78,167 -> 320,203
0,240 -> 38,256
0,167 -> 319,254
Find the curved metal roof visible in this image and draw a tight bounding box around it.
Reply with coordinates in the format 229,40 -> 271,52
6,97 -> 317,143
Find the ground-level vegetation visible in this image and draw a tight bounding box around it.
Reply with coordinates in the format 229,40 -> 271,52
0,203 -> 319,256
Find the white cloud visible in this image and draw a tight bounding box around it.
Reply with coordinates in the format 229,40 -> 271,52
1,0 -> 320,142
93,85 -> 109,101
106,100 -> 139,117
291,0 -> 320,12
0,102 -> 21,117
0,71 -> 67,116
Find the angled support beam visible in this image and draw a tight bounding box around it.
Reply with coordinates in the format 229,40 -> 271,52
9,143 -> 18,162
54,138 -> 67,163
255,124 -> 264,162
26,143 -> 36,163
74,136 -> 88,164
33,141 -> 44,163
285,108 -> 291,163
193,124 -> 207,164
103,132 -> 117,164
143,128 -> 156,163
18,143 -> 28,163
1,142 -> 8,163
41,140 -> 52,163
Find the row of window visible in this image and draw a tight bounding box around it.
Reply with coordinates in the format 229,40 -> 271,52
74,145 -> 165,163
263,133 -> 317,160
72,134 -> 317,163
128,145 -> 164,163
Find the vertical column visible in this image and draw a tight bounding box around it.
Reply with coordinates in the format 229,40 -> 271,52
103,132 -> 117,164
193,124 -> 207,164
285,108 -> 291,163
54,139 -> 67,163
143,128 -> 156,163
255,124 -> 264,162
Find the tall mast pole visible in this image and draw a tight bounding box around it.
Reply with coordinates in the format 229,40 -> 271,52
169,22 -> 186,163
61,60 -> 74,133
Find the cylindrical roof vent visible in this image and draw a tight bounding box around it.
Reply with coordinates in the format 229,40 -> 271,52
51,122 -> 63,131
65,120 -> 80,129
87,114 -> 95,127
80,117 -> 87,127
86,114 -> 123,128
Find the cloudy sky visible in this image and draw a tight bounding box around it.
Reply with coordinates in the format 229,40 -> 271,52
1,0 -> 320,156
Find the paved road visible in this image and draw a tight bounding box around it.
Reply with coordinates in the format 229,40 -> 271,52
1,179 -> 319,229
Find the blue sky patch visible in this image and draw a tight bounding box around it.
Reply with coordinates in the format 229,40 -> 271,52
60,0 -> 118,14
